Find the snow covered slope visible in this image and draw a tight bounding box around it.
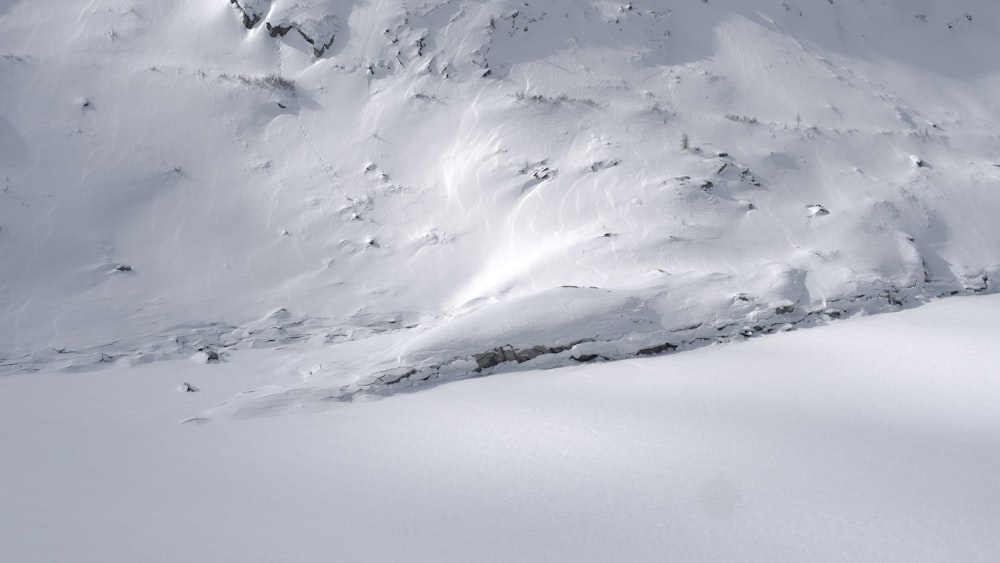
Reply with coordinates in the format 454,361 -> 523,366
3,295 -> 999,562
2,0 -> 999,387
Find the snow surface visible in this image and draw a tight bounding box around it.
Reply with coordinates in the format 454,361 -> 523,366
1,0 -> 999,387
2,295 -> 999,562
2,2 -> 1000,556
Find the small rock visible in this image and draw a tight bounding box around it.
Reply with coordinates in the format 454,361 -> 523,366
189,350 -> 218,364
637,342 -> 677,356
806,204 -> 830,217
532,167 -> 552,180
178,382 -> 199,393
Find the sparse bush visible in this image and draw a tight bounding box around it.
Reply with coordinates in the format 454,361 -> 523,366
725,113 -> 759,124
221,73 -> 296,92
514,91 -> 551,103
260,74 -> 295,90
680,132 -> 689,150
513,92 -> 601,107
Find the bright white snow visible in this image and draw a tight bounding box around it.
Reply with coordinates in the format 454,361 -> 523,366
2,1 -> 1000,557
2,295 -> 999,562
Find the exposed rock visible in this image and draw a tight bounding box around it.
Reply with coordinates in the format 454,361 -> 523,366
266,22 -> 293,37
589,159 -> 621,172
474,343 -> 574,370
637,342 -> 677,356
377,367 -> 417,386
806,204 -> 830,217
963,273 -> 989,293
231,2 -> 337,57
475,346 -> 520,369
229,0 -> 265,29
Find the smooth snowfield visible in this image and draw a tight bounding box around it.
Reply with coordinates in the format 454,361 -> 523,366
3,295 -> 999,562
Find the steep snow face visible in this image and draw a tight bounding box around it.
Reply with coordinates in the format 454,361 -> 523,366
1,0 -> 998,379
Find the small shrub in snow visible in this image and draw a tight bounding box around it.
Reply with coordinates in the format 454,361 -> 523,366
513,92 -> 600,107
725,113 -> 759,124
221,73 -> 296,92
515,92 -> 548,102
261,74 -> 295,90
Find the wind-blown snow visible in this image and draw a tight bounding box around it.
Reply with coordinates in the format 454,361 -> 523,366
1,0 -> 998,390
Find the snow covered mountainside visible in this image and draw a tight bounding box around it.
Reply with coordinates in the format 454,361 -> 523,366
2,0 -> 999,391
